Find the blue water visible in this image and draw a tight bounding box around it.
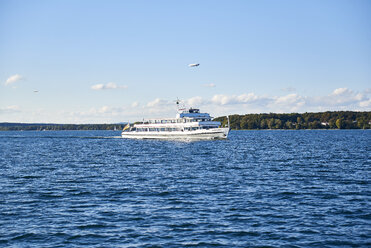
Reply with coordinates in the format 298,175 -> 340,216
0,130 -> 370,247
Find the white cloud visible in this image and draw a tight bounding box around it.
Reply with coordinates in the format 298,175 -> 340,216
91,84 -> 105,90
359,99 -> 371,107
211,93 -> 259,105
206,88 -> 370,114
326,88 -> 366,105
5,74 -> 24,86
0,105 -> 21,114
236,93 -> 259,103
203,83 -> 216,88
70,106 -> 128,119
211,94 -> 231,105
91,82 -> 128,90
331,87 -> 351,96
186,96 -> 205,107
271,94 -> 305,112
146,98 -> 168,107
2,88 -> 369,123
274,93 -> 304,105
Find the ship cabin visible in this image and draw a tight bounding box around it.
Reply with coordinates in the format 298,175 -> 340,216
130,107 -> 221,132
176,108 -> 212,121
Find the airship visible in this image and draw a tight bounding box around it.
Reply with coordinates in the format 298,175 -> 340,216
188,63 -> 200,67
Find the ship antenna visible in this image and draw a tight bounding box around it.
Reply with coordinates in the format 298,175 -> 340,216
175,98 -> 181,111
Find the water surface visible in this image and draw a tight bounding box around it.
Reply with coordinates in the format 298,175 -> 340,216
0,130 -> 370,247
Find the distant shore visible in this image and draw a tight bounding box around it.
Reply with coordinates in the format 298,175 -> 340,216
0,123 -> 126,131
1,111 -> 370,131
215,111 -> 371,130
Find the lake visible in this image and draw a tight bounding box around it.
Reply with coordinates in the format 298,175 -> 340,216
0,130 -> 370,247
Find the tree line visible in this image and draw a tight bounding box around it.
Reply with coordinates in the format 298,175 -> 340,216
1,111 -> 370,131
0,123 -> 126,131
214,111 -> 371,130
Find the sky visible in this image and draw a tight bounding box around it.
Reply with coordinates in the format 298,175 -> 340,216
1,0 -> 370,123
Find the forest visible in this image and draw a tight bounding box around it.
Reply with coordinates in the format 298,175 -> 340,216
214,111 -> 371,130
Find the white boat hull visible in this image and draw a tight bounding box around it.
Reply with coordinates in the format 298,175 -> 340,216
121,128 -> 229,140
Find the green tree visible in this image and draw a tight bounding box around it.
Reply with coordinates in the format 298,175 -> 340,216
274,119 -> 282,129
336,118 -> 343,129
247,119 -> 256,129
267,118 -> 275,129
309,121 -> 320,129
240,116 -> 248,129
357,118 -> 367,129
329,119 -> 336,129
260,119 -> 267,129
285,121 -> 293,129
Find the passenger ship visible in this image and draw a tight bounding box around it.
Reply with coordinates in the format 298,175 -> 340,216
121,102 -> 230,140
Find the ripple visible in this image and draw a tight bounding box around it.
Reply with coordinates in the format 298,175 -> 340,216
0,130 -> 369,247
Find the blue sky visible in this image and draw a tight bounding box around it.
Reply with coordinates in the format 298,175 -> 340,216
1,0 -> 370,123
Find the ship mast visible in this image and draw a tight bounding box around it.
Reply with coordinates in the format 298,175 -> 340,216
175,98 -> 184,112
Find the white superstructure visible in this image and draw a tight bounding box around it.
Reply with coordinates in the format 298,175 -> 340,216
121,102 -> 229,140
